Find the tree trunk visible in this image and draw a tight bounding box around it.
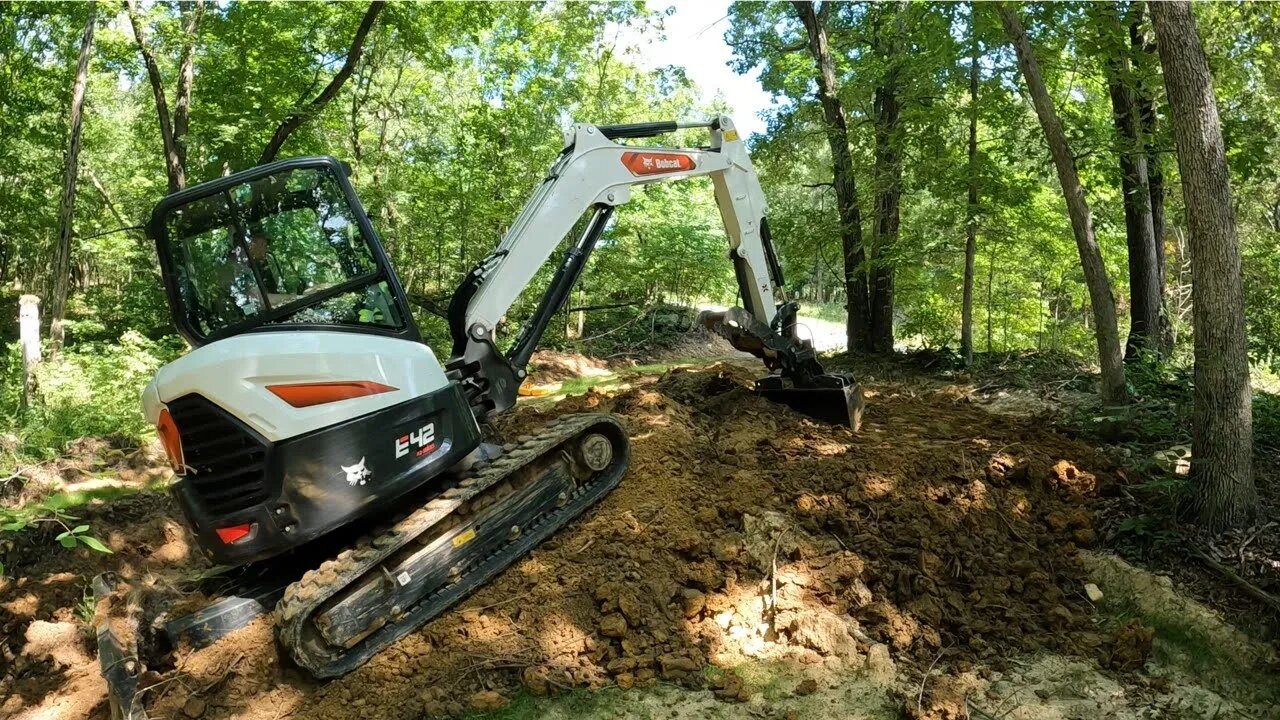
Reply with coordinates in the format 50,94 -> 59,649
1150,0 -> 1256,530
260,1 -> 386,164
998,3 -> 1127,404
870,80 -> 901,354
50,7 -> 95,351
127,0 -> 185,193
986,240 -> 995,353
961,18 -> 979,366
792,1 -> 870,352
1131,14 -> 1174,352
172,1 -> 204,175
1092,3 -> 1163,361
869,3 -> 905,355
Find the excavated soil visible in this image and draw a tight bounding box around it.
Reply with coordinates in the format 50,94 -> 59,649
2,363 -> 1134,720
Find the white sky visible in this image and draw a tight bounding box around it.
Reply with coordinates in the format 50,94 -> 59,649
613,0 -> 775,139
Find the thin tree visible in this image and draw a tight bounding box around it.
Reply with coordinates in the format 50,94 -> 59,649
126,0 -> 203,193
1130,10 -> 1173,350
961,11 -> 980,366
260,1 -> 387,163
997,3 -> 1127,404
869,2 -> 906,354
792,0 -> 870,352
1150,0 -> 1257,529
50,6 -> 96,350
1091,3 -> 1164,360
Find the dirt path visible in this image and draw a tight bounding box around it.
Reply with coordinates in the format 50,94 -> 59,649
1,364 -> 1275,720
696,304 -> 847,354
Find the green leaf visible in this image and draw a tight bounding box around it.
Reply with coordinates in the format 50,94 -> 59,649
58,534 -> 78,549
1,521 -> 27,532
72,525 -> 90,534
78,535 -> 113,554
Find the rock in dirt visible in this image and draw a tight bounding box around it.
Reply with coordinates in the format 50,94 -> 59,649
711,670 -> 750,702
865,643 -> 896,686
1107,620 -> 1154,672
779,608 -> 860,658
1084,583 -> 1104,603
522,667 -> 550,696
599,612 -> 628,638
181,697 -> 206,718
468,690 -> 509,713
659,653 -> 699,676
741,512 -> 803,574
681,588 -> 706,617
793,677 -> 818,696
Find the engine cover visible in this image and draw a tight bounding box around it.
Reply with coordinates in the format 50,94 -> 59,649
143,332 -> 483,565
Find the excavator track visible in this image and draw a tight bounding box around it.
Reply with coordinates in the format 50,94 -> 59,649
275,413 -> 628,678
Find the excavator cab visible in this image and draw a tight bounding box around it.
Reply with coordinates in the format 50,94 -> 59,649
149,156 -> 418,349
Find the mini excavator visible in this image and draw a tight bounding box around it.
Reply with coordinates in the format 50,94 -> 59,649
96,116 -> 863,718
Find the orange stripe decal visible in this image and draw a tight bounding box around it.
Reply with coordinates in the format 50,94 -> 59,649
267,381 -> 398,408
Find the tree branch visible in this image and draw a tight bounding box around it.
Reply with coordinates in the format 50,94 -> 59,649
259,1 -> 386,164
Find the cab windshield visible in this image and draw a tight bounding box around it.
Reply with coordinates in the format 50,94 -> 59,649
159,165 -> 403,340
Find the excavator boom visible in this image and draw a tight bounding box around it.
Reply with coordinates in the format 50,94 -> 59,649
446,115 -> 862,428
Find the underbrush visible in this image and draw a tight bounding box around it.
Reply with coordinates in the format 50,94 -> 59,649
0,331 -> 184,464
1069,355 -> 1280,464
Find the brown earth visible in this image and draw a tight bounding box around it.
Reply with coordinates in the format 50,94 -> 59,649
1,363 -> 1137,720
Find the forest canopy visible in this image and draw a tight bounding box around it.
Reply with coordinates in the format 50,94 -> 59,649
1,1 -> 1277,362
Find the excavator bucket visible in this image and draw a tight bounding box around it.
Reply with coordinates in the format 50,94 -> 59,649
758,380 -> 864,430
698,308 -> 865,430
755,375 -> 864,430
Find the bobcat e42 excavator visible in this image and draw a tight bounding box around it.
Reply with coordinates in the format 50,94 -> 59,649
95,115 -> 863,718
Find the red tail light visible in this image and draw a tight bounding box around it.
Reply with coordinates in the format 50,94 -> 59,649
157,408 -> 184,472
266,381 -> 397,408
215,523 -> 254,544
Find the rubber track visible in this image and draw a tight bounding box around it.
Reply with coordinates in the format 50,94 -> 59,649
274,413 -> 626,678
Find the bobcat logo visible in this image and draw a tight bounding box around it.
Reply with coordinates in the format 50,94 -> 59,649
341,457 -> 372,486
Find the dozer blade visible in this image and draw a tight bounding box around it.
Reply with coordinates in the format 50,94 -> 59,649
275,413 -> 629,678
756,376 -> 865,430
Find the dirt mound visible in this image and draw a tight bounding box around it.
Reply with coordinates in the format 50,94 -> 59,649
151,366 -> 1118,718
3,364 -> 1128,719
0,490 -> 202,720
525,350 -> 613,385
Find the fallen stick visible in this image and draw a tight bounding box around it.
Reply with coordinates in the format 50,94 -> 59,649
966,699 -> 1001,720
1189,546 -> 1280,614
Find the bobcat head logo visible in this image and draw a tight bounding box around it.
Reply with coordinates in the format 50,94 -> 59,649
341,457 -> 372,486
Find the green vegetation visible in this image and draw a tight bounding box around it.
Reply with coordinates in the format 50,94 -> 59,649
1,332 -> 183,464
0,501 -> 113,577
467,688 -> 632,720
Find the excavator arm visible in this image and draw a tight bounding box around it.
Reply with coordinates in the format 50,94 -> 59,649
446,115 -> 863,428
